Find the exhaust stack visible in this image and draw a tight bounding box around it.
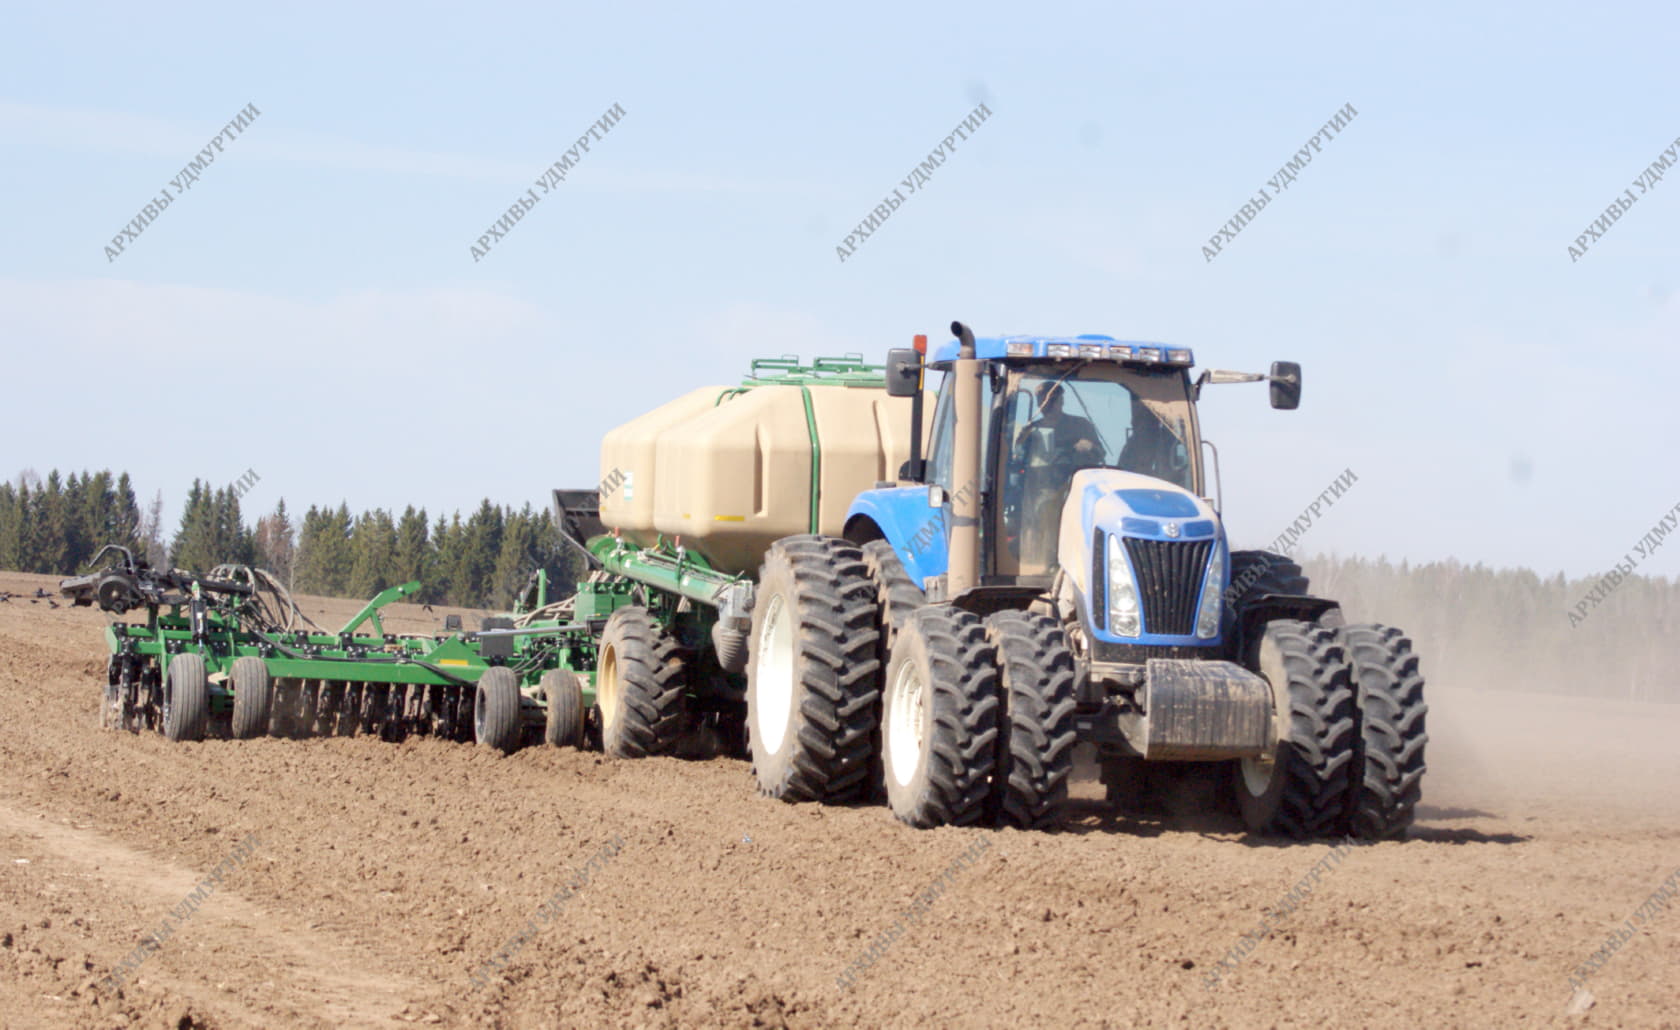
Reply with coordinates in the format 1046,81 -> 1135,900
947,320 -> 982,598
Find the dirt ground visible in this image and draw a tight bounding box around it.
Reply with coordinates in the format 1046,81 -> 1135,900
0,569 -> 1675,1029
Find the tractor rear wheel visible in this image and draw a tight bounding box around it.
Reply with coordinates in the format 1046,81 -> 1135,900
881,607 -> 1000,828
747,536 -> 880,802
1342,624 -> 1428,839
474,667 -> 522,753
1226,551 -> 1309,610
1233,620 -> 1357,838
542,669 -> 586,748
861,540 -> 926,658
597,606 -> 688,758
162,653 -> 209,743
861,540 -> 926,799
984,611 -> 1078,829
230,657 -> 273,739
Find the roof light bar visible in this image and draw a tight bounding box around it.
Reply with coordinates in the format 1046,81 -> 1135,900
973,337 -> 1194,366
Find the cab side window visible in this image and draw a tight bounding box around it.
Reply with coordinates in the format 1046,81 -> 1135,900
926,379 -> 956,489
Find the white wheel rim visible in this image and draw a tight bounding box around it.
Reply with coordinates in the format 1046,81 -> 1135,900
598,645 -> 620,735
1240,753 -> 1275,797
886,656 -> 927,788
1242,632 -> 1290,799
755,594 -> 795,754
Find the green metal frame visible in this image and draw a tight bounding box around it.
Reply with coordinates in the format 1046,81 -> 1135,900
103,580 -> 599,715
589,536 -> 746,613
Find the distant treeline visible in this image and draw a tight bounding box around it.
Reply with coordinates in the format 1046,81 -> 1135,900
1302,555 -> 1679,703
0,469 -> 583,609
3,470 -> 1675,701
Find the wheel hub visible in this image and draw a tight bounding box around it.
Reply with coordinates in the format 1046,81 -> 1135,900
598,645 -> 620,735
887,658 -> 926,788
755,594 -> 795,754
1239,753 -> 1277,797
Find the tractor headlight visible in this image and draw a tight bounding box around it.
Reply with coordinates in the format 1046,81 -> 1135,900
1195,544 -> 1225,639
1107,535 -> 1142,637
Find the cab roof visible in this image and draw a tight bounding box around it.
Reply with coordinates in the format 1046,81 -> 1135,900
929,334 -> 1192,367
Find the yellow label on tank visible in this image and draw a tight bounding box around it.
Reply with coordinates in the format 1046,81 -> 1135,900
437,659 -> 470,666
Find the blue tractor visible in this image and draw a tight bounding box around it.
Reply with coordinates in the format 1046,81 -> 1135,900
820,321 -> 1427,839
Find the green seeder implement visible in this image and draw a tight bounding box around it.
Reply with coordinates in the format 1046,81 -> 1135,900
61,545 -> 603,752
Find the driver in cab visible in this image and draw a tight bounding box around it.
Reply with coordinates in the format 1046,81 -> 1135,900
1013,379 -> 1101,569
1015,379 -> 1100,472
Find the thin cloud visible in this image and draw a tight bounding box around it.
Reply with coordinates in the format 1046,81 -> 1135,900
0,99 -> 827,194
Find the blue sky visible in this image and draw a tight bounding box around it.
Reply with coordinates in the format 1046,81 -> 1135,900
1,0 -> 1675,579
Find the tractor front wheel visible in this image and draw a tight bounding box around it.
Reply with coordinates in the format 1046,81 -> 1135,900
881,607 -> 1000,828
984,611 -> 1077,830
1233,620 -> 1357,838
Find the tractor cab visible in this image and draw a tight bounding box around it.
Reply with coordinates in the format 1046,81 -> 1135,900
850,330 -> 1304,646
919,338 -> 1206,581
849,334 -> 1233,638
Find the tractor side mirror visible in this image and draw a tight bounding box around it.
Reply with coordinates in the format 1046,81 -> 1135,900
1269,361 -> 1301,410
884,348 -> 920,398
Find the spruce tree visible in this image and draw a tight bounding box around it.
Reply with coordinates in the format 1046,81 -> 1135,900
394,506 -> 431,591
348,508 -> 398,598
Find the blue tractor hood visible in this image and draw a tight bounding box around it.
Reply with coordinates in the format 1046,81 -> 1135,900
1058,469 -> 1227,647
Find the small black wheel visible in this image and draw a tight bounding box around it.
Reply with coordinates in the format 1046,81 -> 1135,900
542,669 -> 586,748
229,657 -> 273,739
162,653 -> 209,743
474,667 -> 522,754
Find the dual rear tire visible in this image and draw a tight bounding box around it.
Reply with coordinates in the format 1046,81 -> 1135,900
1234,619 -> 1428,840
746,537 -> 881,802
879,607 -> 1077,830
740,534 -> 1079,829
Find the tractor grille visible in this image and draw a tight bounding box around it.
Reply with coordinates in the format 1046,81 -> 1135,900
1122,537 -> 1213,636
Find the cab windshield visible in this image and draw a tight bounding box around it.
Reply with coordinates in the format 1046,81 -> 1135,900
999,364 -> 1196,573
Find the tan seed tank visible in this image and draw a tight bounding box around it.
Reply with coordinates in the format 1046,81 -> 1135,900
597,358 -> 922,575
